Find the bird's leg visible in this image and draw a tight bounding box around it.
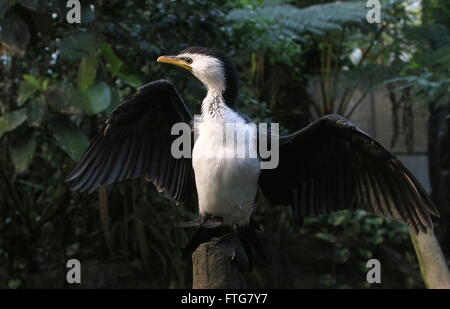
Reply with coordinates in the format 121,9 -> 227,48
177,214 -> 223,229
201,215 -> 224,229
181,219 -> 251,273
176,214 -> 207,228
215,224 -> 249,273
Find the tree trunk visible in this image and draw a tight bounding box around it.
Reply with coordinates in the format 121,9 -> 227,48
410,229 -> 450,289
192,239 -> 246,289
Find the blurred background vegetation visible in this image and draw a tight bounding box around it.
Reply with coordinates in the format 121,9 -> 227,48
0,0 -> 449,288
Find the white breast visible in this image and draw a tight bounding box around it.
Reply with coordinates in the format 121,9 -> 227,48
192,112 -> 261,226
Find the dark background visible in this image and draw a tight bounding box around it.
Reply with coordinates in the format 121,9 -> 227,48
0,0 -> 449,288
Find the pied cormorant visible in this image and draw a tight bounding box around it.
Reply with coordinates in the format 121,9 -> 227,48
66,47 -> 439,272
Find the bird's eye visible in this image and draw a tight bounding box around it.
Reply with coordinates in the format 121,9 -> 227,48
182,57 -> 193,64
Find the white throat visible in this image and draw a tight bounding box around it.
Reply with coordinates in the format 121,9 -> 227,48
201,88 -> 226,119
176,52 -> 229,119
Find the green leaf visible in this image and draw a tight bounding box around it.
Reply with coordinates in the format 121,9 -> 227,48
0,109 -> 28,138
49,117 -> 89,161
319,274 -> 336,287
358,248 -> 372,259
41,79 -> 49,91
7,279 -> 21,289
46,84 -> 83,114
117,66 -> 142,88
84,82 -> 111,115
23,74 -> 40,88
59,31 -> 96,60
26,97 -> 45,126
18,80 -> 38,106
105,86 -> 121,113
327,211 -> 348,226
333,247 -> 350,264
67,87 -> 89,114
18,75 -> 42,105
423,47 -> 450,66
77,54 -> 98,92
11,131 -> 36,173
101,43 -> 123,76
315,232 -> 337,243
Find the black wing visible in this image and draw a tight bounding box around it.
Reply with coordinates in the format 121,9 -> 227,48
259,114 -> 439,233
66,80 -> 196,205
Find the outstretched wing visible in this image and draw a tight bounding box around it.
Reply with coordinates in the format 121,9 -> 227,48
259,114 -> 439,233
66,80 -> 196,205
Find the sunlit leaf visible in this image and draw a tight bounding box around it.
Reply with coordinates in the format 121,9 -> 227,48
41,79 -> 49,91
327,211 -> 348,226
49,117 -> 89,161
0,109 -> 28,138
101,43 -> 123,77
84,82 -> 111,115
59,31 -> 96,60
7,279 -> 21,289
315,232 -> 337,243
18,79 -> 39,105
23,74 -> 40,88
11,130 -> 36,173
77,54 -> 98,92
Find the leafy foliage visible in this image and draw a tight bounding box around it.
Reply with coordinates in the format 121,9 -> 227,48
386,23 -> 450,107
229,0 -> 419,119
229,1 -> 369,37
0,0 -> 430,289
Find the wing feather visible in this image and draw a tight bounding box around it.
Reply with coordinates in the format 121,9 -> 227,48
66,80 -> 196,205
259,114 -> 439,233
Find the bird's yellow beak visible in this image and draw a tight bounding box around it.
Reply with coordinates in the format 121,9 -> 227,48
157,56 -> 192,71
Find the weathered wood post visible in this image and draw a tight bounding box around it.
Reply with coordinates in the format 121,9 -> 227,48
410,229 -> 450,289
192,239 -> 246,289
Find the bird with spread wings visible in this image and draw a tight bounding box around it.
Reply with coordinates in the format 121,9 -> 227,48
66,47 -> 439,271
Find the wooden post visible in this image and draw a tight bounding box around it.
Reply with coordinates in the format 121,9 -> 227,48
410,229 -> 450,289
192,239 -> 246,289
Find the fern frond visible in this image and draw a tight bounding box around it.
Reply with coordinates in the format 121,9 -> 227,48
406,23 -> 450,49
229,1 -> 370,36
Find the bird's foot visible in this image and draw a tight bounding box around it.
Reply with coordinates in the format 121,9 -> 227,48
177,214 -> 223,229
181,219 -> 250,272
215,225 -> 249,273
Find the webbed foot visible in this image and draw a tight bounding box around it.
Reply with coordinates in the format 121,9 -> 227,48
215,228 -> 249,273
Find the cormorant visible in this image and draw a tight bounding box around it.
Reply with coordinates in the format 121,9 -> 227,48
66,47 -> 439,272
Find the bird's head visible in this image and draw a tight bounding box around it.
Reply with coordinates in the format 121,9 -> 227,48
157,47 -> 239,106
